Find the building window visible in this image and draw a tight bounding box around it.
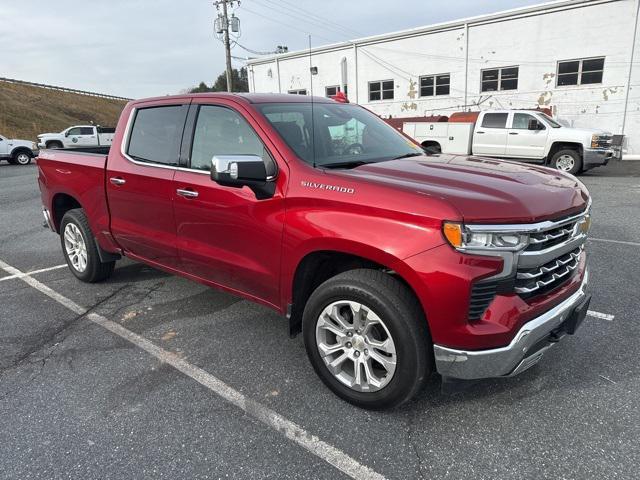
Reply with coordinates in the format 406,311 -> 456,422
419,74 -> 450,97
325,85 -> 340,97
369,80 -> 394,101
481,66 -> 519,92
557,57 -> 605,86
288,89 -> 307,95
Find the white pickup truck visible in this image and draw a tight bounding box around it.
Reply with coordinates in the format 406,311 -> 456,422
37,125 -> 115,150
0,133 -> 37,165
404,109 -> 614,174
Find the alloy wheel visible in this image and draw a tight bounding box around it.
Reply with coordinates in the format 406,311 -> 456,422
315,300 -> 397,392
63,223 -> 88,272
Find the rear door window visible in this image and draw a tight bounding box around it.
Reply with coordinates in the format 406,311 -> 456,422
79,127 -> 94,135
127,105 -> 188,165
481,113 -> 508,129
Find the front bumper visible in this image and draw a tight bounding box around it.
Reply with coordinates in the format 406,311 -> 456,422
433,269 -> 589,380
583,148 -> 613,169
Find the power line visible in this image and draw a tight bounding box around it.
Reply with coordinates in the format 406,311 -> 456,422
256,0 -> 363,39
247,0 -> 347,43
240,6 -> 336,43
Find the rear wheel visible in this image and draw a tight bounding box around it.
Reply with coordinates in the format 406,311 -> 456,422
302,269 -> 431,410
551,149 -> 582,175
60,209 -> 115,283
14,151 -> 32,165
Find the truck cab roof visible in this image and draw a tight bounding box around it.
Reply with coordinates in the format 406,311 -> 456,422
130,92 -> 337,106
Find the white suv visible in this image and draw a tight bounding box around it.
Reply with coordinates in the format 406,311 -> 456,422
0,134 -> 37,165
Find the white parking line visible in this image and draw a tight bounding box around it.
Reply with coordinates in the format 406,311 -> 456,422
587,310 -> 615,321
0,264 -> 67,282
589,237 -> 640,247
0,259 -> 386,480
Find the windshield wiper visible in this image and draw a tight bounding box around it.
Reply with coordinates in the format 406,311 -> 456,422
392,152 -> 423,160
321,160 -> 369,169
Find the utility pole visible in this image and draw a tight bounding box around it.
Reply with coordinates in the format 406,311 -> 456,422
213,0 -> 240,92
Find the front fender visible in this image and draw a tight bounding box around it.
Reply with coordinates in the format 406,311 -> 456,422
280,205 -> 446,308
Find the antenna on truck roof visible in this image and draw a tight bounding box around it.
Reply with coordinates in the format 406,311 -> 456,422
308,35 -> 317,168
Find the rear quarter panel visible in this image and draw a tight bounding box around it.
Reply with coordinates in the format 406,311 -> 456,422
37,150 -> 111,248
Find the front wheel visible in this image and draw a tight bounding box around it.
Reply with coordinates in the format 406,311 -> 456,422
551,149 -> 582,175
14,151 -> 33,165
302,269 -> 432,410
60,209 -> 115,283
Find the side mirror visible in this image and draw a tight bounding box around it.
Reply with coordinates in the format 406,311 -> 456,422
528,119 -> 543,130
65,131 -> 70,137
211,155 -> 275,199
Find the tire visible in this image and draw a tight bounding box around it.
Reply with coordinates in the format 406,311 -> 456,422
60,209 -> 115,283
47,141 -> 63,149
13,151 -> 32,165
6,158 -> 18,165
551,149 -> 582,175
422,142 -> 441,154
302,269 -> 432,410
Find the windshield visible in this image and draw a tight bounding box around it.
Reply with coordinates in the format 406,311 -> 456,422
539,113 -> 562,128
256,102 -> 423,167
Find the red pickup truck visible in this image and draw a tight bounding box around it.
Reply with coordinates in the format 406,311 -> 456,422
38,93 -> 592,409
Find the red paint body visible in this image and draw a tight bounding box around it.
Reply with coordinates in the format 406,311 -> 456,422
37,93 -> 589,350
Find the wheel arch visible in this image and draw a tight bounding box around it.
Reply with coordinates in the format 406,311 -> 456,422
51,192 -> 82,233
547,142 -> 583,164
285,243 -> 425,338
10,146 -> 33,158
421,140 -> 442,153
45,139 -> 64,149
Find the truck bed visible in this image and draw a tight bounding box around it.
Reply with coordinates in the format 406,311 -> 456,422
45,146 -> 111,155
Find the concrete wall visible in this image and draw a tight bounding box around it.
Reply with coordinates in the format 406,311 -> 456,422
248,0 -> 640,157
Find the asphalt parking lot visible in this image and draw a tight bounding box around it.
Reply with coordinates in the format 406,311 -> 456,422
1,162 -> 639,480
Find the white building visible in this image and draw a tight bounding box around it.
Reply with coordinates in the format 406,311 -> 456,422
247,0 -> 640,158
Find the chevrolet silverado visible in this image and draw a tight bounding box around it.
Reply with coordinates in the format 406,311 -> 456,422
37,93 -> 592,409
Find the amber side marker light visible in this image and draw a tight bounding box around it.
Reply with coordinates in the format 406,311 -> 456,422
443,222 -> 463,248
579,215 -> 591,234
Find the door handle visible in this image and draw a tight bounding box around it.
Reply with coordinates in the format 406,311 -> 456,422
110,177 -> 126,186
176,188 -> 199,199
476,131 -> 485,134
509,132 -> 519,135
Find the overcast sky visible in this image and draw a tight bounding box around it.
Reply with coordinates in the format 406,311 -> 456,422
2,0 -> 545,99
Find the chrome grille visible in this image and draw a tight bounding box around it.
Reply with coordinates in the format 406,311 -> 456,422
515,247 -> 582,296
594,135 -> 612,149
525,222 -> 577,251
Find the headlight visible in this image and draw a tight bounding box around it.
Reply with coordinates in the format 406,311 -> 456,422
443,222 -> 528,251
591,134 -> 600,148
576,214 -> 591,235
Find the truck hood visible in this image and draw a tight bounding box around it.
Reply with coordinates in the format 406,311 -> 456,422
560,126 -> 611,136
8,139 -> 34,147
335,154 -> 589,223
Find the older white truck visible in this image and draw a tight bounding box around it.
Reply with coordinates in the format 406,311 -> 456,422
0,133 -> 37,165
37,125 -> 115,150
404,110 -> 614,174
